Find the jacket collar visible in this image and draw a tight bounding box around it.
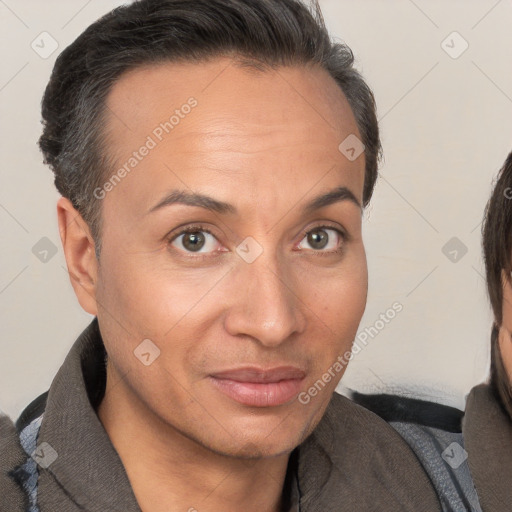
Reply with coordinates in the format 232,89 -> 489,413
36,318 -> 141,511
463,383 -> 512,510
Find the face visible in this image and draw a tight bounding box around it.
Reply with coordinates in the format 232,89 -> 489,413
77,57 -> 367,458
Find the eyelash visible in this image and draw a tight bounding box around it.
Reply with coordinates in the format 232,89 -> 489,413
167,223 -> 348,259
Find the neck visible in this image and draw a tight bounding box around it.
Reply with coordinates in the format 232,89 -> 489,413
97,363 -> 293,512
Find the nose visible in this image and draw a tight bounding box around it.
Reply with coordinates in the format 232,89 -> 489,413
223,252 -> 306,348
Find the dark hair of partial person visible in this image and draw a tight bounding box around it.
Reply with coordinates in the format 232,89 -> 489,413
482,150 -> 512,418
38,0 -> 381,257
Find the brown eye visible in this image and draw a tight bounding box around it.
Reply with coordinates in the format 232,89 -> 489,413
307,229 -> 329,250
297,226 -> 344,253
182,231 -> 206,252
170,227 -> 219,254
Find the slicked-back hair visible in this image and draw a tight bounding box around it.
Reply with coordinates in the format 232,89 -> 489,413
482,151 -> 512,418
38,0 -> 381,256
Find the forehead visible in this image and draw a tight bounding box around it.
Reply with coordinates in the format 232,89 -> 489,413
106,57 -> 357,124
100,57 -> 365,217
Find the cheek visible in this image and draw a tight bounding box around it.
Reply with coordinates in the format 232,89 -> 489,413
96,247 -> 209,335
319,246 -> 367,320
95,252 -> 224,378
503,290 -> 512,333
500,280 -> 512,379
304,247 -> 368,355
499,326 -> 512,381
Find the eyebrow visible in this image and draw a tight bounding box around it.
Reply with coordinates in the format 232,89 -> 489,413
148,186 -> 361,215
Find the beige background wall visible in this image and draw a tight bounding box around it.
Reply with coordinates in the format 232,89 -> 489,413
1,0 -> 511,419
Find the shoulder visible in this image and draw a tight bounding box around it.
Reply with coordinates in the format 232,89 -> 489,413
323,392 -> 458,472
463,383 -> 512,510
463,383 -> 511,467
319,390 -> 433,448
464,383 -> 498,417
297,392 -> 443,511
351,391 -> 483,512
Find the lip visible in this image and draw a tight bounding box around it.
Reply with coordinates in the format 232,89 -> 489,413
209,366 -> 306,407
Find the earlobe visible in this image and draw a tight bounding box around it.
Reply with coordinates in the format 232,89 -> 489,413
57,197 -> 98,315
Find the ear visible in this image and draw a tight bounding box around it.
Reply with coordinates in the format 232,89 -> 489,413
57,197 -> 98,315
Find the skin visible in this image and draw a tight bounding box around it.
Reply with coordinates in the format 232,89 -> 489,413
57,57 -> 368,512
499,271 -> 512,376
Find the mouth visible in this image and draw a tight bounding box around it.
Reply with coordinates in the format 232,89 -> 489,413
208,366 -> 306,407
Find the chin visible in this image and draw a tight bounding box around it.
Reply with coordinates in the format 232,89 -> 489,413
181,422 -> 300,460
218,421 -> 311,459
217,437 -> 298,460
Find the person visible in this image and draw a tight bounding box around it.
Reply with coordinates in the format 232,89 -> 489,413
462,150 -> 512,509
0,1 -> 443,510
